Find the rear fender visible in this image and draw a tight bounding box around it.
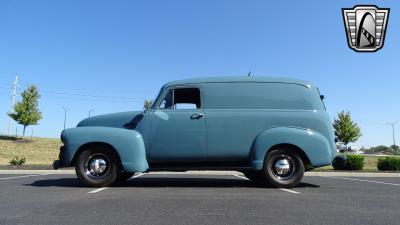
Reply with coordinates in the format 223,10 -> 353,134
250,127 -> 334,170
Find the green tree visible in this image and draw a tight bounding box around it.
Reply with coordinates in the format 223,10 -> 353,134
390,145 -> 399,151
333,111 -> 362,147
8,85 -> 42,139
143,99 -> 153,111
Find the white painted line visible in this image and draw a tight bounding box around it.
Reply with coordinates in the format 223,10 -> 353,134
127,173 -> 145,180
88,187 -> 108,194
279,188 -> 300,194
327,176 -> 400,187
0,173 -> 52,180
232,174 -> 250,180
88,173 -> 145,194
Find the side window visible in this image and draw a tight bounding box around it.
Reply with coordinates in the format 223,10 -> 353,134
159,88 -> 201,110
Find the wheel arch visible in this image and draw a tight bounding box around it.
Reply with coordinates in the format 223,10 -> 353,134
70,142 -> 122,168
266,143 -> 312,170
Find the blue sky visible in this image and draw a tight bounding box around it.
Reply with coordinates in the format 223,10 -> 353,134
0,0 -> 399,147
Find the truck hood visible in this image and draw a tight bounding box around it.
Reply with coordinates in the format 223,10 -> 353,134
77,111 -> 144,129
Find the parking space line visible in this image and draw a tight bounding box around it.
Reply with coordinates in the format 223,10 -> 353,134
279,188 -> 300,194
0,173 -> 52,180
88,173 -> 145,194
88,187 -> 108,194
127,173 -> 145,180
326,176 -> 400,187
232,174 -> 250,180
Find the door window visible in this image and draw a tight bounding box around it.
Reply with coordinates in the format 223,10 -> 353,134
159,88 -> 201,110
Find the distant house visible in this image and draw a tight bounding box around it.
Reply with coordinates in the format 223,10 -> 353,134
339,146 -> 363,154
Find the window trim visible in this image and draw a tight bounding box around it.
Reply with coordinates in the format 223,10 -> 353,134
155,85 -> 203,111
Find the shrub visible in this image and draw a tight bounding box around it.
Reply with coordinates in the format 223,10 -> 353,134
332,154 -> 364,170
9,156 -> 26,166
332,155 -> 347,170
377,157 -> 400,171
346,155 -> 364,170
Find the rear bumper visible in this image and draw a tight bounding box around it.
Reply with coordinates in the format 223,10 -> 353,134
53,146 -> 66,170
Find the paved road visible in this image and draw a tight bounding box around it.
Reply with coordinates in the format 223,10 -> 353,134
0,173 -> 399,225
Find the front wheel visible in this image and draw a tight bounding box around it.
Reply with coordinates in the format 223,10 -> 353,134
262,148 -> 305,188
75,145 -> 120,187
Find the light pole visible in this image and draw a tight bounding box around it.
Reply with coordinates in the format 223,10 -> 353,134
62,107 -> 70,130
88,109 -> 94,117
386,121 -> 398,151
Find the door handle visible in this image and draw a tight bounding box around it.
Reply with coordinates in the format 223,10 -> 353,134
190,113 -> 204,120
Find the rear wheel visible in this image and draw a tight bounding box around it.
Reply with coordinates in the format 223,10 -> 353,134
75,145 -> 120,187
261,148 -> 305,188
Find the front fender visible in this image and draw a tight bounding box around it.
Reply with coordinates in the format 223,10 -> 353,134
61,127 -> 148,172
250,127 -> 335,170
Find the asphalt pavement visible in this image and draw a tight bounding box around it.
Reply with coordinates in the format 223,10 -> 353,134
0,172 -> 399,225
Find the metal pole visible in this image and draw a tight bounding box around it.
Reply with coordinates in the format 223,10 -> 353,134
387,121 -> 398,151
62,107 -> 70,130
7,74 -> 18,135
88,109 -> 94,117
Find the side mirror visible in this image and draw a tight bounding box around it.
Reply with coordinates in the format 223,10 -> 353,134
320,95 -> 325,100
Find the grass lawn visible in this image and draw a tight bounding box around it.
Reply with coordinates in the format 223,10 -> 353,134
0,135 -> 61,166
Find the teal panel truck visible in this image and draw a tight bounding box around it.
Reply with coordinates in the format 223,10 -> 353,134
53,76 -> 336,188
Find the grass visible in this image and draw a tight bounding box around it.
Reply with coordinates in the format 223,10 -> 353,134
0,135 -> 61,167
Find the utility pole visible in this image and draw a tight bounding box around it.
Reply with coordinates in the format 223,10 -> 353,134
7,74 -> 18,136
88,109 -> 94,117
62,107 -> 70,130
386,121 -> 398,151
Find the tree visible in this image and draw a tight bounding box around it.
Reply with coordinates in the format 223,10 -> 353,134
143,99 -> 153,111
333,111 -> 362,148
390,145 -> 399,151
8,85 -> 42,139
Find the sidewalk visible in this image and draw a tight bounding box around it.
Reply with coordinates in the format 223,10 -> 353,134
0,170 -> 399,177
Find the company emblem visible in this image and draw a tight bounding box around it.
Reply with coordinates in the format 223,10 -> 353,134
342,5 -> 390,52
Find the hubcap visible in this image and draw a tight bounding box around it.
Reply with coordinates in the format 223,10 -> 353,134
90,158 -> 107,175
271,154 -> 296,180
84,154 -> 110,179
274,159 -> 291,176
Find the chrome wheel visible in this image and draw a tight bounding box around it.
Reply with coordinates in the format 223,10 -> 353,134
271,155 -> 296,180
263,148 -> 305,188
84,153 -> 110,179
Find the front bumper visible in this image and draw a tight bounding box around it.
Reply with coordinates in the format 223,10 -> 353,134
53,146 -> 66,170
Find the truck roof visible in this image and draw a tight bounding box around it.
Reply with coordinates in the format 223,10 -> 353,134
164,76 -> 312,88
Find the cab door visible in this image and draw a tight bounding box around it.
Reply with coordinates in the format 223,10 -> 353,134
148,87 -> 206,162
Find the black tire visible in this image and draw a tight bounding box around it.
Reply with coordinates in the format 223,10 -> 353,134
116,172 -> 135,183
243,171 -> 264,182
261,148 -> 305,188
75,145 -> 120,187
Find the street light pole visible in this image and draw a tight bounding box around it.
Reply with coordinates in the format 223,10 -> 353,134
386,121 -> 398,151
88,109 -> 94,117
62,107 -> 70,130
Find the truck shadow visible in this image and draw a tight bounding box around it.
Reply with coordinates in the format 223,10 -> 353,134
27,177 -> 320,189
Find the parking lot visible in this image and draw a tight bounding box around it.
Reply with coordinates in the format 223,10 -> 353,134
0,172 -> 399,225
